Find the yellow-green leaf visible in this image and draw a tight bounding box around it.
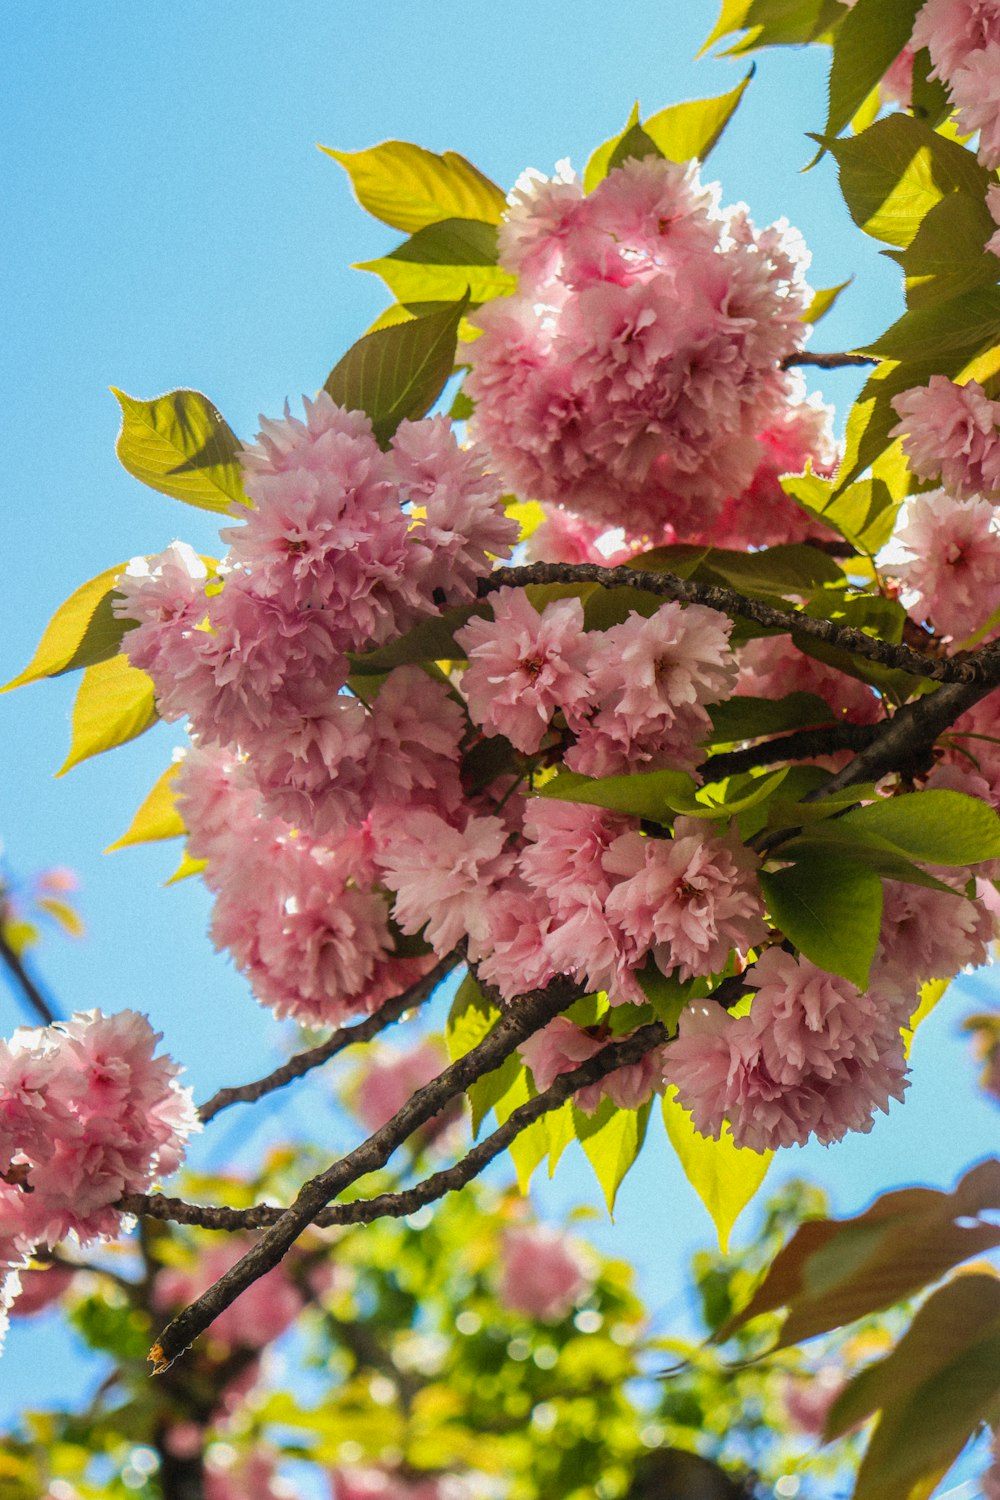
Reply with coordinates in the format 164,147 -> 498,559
801,278 -> 852,324
3,566 -> 131,691
35,897 -> 85,939
56,656 -> 158,776
165,849 -> 208,886
641,71 -> 754,165
105,762 -> 186,853
575,1099 -> 649,1216
112,388 -> 247,513
320,140 -> 506,233
662,1087 -> 772,1252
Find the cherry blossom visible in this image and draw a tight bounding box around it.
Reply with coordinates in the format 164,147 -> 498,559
891,376 -> 1000,502
497,1223 -> 593,1322
891,491 -> 1000,640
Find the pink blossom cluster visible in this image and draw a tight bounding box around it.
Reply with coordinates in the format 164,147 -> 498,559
891,377 -> 1000,502
0,1010 -> 196,1310
116,399 -> 516,837
465,154 -> 814,543
478,802 -> 767,1010
911,0 -> 1000,166
663,950 -> 913,1152
175,743 -> 435,1028
497,1222 -> 594,1322
205,1446 -> 295,1500
891,491 -> 1000,640
349,1037 -> 461,1143
457,591 -> 738,774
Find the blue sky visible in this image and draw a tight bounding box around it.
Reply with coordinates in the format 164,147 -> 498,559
1,0 -> 997,1460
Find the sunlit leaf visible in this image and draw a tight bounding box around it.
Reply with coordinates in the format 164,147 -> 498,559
2,567 -> 132,692
111,388 -> 247,513
575,1099 -> 649,1215
662,1087 -> 772,1252
824,0 -> 923,142
355,218 -> 516,305
641,71 -> 754,163
320,140 -> 507,233
105,762 -> 185,853
800,277 -> 852,324
56,656 -> 158,776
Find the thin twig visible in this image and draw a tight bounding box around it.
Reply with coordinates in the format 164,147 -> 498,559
0,926 -> 58,1025
126,1019 -> 674,1233
197,949 -> 460,1123
783,352 -> 878,370
147,974 -> 585,1369
479,563 -> 995,685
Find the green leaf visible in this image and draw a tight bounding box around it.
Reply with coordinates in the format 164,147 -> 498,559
355,218 -> 516,305
319,140 -> 507,233
111,388 -> 247,513
800,277 -> 852,324
348,603 -> 481,674
824,0 -> 923,143
324,294 -> 470,448
640,71 -> 754,164
819,113 -> 991,249
836,789 -> 1000,865
777,829 -> 957,892
2,566 -> 133,691
829,1275 -> 1000,1500
584,102 -> 641,193
574,1099 -> 649,1215
862,286 -> 1000,363
636,964 -> 695,1031
700,0 -> 845,56
707,692 -> 836,744
888,192 -> 1000,311
759,847 -> 882,988
56,656 -> 158,776
105,763 -> 185,852
662,1087 -> 772,1252
535,767 -> 701,823
782,471 -> 898,555
640,540 -> 845,596
445,973 -> 496,1063
606,121 -> 663,174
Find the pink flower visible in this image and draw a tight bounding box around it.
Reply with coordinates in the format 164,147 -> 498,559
497,1224 -> 593,1321
950,39 -> 1000,165
893,491 -> 1000,640
519,1015 -> 663,1114
783,1366 -> 846,1437
520,799 -> 638,914
8,1263 -> 75,1318
568,603 -> 736,777
663,950 -> 911,1153
467,155 -> 811,543
604,819 -> 767,982
987,183 -> 1000,257
736,635 -> 882,725
391,416 -> 517,606
524,508 -> 633,567
0,1010 -> 197,1251
205,1446 -> 292,1500
891,376 -> 1000,501
456,588 -> 591,753
874,874 -> 997,994
911,0 -> 1000,83
375,811 -> 515,959
476,882 -> 557,999
881,45 -> 915,106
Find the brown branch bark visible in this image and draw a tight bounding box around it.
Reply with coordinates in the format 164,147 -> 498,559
479,563 -> 996,685
197,949 -> 460,1123
147,973 -> 585,1370
0,925 -> 58,1025
697,721 -> 881,779
127,1016 -> 675,1234
782,351 -> 878,369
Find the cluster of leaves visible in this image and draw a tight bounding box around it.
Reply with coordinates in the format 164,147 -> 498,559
0,1168 -> 880,1500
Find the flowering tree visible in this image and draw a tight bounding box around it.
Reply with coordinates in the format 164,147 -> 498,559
4,0 -> 1000,1495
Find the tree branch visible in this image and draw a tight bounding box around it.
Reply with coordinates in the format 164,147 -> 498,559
126,1017 -> 674,1234
197,949 -> 460,1124
0,926 -> 58,1025
782,351 -> 878,370
147,973 -> 585,1370
697,720 -> 881,779
479,563 -> 987,685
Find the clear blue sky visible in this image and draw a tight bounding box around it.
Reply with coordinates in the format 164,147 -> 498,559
1,0 -> 997,1454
